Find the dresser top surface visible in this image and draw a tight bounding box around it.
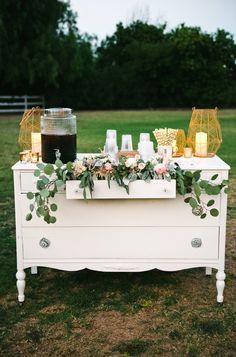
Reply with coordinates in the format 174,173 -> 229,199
12,154 -> 230,171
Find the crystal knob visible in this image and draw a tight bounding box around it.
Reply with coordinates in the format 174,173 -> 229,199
39,237 -> 50,248
191,238 -> 202,248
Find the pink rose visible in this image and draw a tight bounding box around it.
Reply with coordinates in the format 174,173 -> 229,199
104,162 -> 112,171
154,163 -> 167,174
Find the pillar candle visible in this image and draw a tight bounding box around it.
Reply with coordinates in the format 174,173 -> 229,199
195,132 -> 207,157
31,132 -> 41,155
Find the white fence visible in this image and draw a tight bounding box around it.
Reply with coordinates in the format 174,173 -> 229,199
0,95 -> 45,113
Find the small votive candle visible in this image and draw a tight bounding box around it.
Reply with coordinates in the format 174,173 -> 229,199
31,152 -> 39,163
184,147 -> 193,158
19,151 -> 28,163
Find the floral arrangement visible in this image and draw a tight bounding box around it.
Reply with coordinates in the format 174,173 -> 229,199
26,155 -> 228,224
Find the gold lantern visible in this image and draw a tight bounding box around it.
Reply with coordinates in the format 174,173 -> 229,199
187,107 -> 222,157
18,107 -> 42,154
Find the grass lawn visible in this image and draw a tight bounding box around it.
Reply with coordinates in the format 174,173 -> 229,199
0,110 -> 235,356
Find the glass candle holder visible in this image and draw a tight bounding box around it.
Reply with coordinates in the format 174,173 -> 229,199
31,152 -> 39,163
19,151 -> 28,163
121,135 -> 133,151
139,133 -> 150,142
184,147 -> 193,158
106,129 -> 117,141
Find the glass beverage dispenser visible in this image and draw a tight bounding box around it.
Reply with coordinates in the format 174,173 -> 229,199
41,108 -> 77,163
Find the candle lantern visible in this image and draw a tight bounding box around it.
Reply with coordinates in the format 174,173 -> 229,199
187,107 -> 222,157
18,107 -> 42,153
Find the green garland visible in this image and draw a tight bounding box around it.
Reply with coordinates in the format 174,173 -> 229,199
26,155 -> 229,224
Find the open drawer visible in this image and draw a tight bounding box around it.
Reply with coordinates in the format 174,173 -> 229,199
66,179 -> 176,199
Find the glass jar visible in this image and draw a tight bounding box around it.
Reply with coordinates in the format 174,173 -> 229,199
41,108 -> 77,163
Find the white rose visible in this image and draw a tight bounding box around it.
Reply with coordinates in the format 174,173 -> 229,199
138,162 -> 146,170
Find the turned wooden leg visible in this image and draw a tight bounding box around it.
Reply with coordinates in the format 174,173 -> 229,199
31,266 -> 38,274
216,270 -> 226,303
16,270 -> 26,303
205,267 -> 212,275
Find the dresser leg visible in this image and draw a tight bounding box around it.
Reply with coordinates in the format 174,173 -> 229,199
205,267 -> 212,275
216,270 -> 226,303
31,266 -> 38,274
16,270 -> 26,303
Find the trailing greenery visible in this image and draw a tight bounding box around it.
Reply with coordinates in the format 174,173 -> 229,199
26,155 -> 228,224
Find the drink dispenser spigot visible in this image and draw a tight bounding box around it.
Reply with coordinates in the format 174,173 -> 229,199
41,108 -> 77,163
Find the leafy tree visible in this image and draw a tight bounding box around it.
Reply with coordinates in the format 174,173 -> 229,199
0,0 -> 95,108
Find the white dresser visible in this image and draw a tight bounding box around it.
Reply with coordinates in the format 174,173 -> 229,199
12,155 -> 230,303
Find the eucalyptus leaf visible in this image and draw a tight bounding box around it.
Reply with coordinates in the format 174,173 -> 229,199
55,159 -> 63,168
40,189 -> 50,198
224,187 -> 229,194
44,164 -> 54,175
37,180 -> 45,190
36,163 -> 45,170
210,208 -> 219,217
185,171 -> 193,178
29,204 -> 34,212
66,161 -> 74,172
50,216 -> 57,224
211,186 -> 221,195
199,180 -> 208,189
207,199 -> 215,207
41,175 -> 49,184
200,213 -> 207,219
27,192 -> 34,200
37,206 -> 47,216
56,180 -> 64,189
184,197 -> 191,203
189,197 -> 198,208
193,183 -> 201,197
211,174 -> 218,181
26,213 -> 32,221
193,170 -> 201,181
50,203 -> 57,212
205,184 -> 213,195
34,169 -> 41,177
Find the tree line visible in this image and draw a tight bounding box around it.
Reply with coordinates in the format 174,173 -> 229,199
0,0 -> 236,109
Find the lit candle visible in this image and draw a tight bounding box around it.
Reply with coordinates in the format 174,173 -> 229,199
184,147 -> 193,158
31,132 -> 41,155
31,152 -> 39,163
195,132 -> 208,157
19,151 -> 28,163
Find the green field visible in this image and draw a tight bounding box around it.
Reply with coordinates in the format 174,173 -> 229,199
0,110 -> 235,356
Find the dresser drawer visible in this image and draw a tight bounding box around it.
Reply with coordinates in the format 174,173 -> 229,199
66,179 -> 176,199
21,194 -> 221,227
22,226 -> 219,260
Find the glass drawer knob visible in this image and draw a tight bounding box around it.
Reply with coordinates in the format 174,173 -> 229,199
39,237 -> 50,248
191,238 -> 202,248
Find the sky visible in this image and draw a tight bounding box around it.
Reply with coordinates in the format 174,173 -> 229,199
70,0 -> 236,41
